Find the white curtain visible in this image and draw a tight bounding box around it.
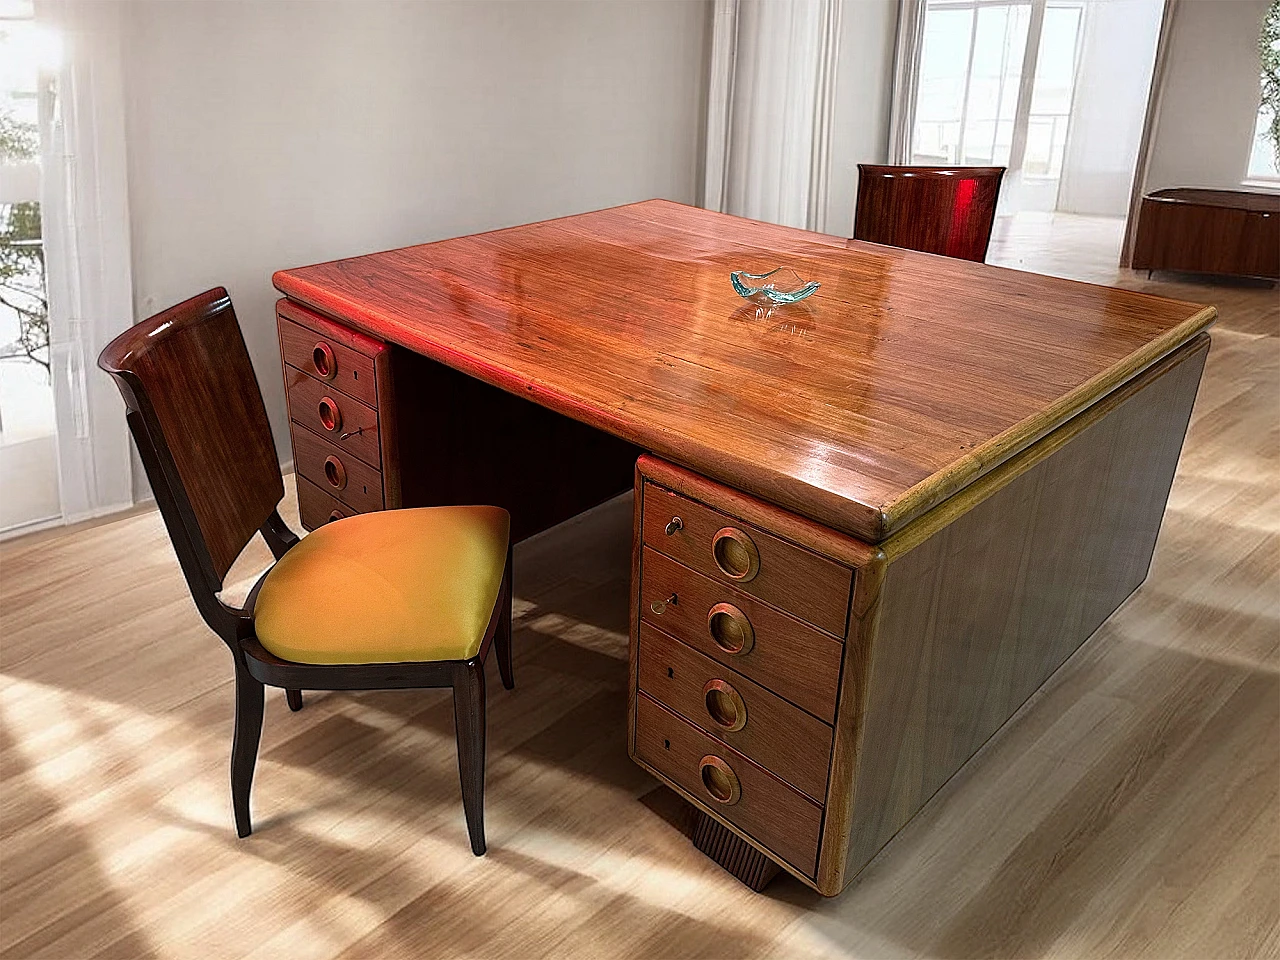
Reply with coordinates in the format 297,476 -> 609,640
36,0 -> 134,522
703,0 -> 843,232
887,0 -> 924,164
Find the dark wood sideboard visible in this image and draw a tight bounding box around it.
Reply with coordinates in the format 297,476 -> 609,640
1132,188 -> 1280,280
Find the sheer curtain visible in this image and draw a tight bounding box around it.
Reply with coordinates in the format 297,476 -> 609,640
703,0 -> 843,232
36,0 -> 134,522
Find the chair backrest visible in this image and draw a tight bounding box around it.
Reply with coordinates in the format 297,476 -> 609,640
853,165 -> 1004,262
98,288 -> 284,609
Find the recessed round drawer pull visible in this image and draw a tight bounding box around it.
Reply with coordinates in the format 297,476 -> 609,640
699,754 -> 741,805
707,602 -> 754,655
327,510 -> 344,524
323,455 -> 347,491
711,526 -> 760,582
317,396 -> 342,432
703,679 -> 747,732
312,342 -> 337,381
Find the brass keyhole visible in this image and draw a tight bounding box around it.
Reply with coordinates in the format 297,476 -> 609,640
650,593 -> 678,615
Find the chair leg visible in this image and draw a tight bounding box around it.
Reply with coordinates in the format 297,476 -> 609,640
452,659 -> 487,856
286,688 -> 304,711
495,555 -> 514,691
231,664 -> 265,838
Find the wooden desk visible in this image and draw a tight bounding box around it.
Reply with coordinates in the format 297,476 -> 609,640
273,200 -> 1214,895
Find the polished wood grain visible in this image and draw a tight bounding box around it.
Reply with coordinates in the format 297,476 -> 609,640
6,222 -> 1270,958
1132,188 -> 1280,280
637,622 -> 832,802
277,312 -> 379,407
632,332 -> 1208,896
838,333 -> 1209,886
284,367 -> 382,469
290,425 -> 384,515
97,287 -> 513,857
852,164 -> 1004,262
98,288 -> 284,585
273,199 -> 1215,542
637,547 -> 843,722
633,694 -> 823,878
278,300 -> 403,519
640,483 -> 852,637
633,456 -> 866,891
295,474 -> 354,529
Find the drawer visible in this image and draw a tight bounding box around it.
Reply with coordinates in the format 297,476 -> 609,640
642,482 -> 852,637
285,366 -> 381,469
278,316 -> 377,407
292,424 -> 384,514
639,547 -> 841,723
638,622 -> 832,802
634,693 -> 821,877
296,475 -> 357,531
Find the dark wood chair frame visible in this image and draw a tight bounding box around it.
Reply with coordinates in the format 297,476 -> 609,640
98,287 -> 513,856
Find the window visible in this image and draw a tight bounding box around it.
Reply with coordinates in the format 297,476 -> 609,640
1254,0 -> 1280,182
1248,105 -> 1279,181
0,0 -> 60,532
910,0 -> 1086,183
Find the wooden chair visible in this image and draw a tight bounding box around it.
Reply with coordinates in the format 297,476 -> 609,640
853,164 -> 1004,263
97,287 -> 513,855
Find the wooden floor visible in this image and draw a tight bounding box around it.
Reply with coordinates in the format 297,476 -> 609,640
1,214 -> 1276,958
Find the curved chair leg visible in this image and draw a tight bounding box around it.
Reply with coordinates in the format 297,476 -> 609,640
495,559 -> 514,691
452,658 -> 487,856
286,688 -> 304,711
231,664 -> 265,838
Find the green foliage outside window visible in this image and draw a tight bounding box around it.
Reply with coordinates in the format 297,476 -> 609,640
1264,0 -> 1280,160
0,108 -> 48,375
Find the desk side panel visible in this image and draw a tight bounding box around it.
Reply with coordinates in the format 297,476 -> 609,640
840,336 -> 1208,884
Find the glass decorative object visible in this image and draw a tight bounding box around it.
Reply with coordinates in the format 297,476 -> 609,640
730,267 -> 820,304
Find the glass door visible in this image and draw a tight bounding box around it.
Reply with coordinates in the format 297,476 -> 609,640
908,0 -> 1087,213
0,0 -> 59,534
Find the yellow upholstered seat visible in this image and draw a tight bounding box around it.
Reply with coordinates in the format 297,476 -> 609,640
254,505 -> 510,665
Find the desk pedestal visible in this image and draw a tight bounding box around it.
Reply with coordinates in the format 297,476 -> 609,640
275,303 -> 1207,895
629,335 -> 1206,894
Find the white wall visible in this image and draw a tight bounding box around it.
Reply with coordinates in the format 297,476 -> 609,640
1057,0 -> 1164,216
824,0 -> 898,237
1143,0 -> 1270,192
121,0 -> 711,478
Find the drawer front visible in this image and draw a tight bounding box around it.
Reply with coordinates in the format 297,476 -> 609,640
639,547 -> 841,723
279,316 -> 377,406
634,693 -> 821,877
638,622 -> 832,802
292,425 -> 384,514
297,475 -> 357,531
285,366 -> 381,469
642,482 -> 852,637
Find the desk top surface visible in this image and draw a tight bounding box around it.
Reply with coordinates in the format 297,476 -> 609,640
273,200 -> 1214,542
